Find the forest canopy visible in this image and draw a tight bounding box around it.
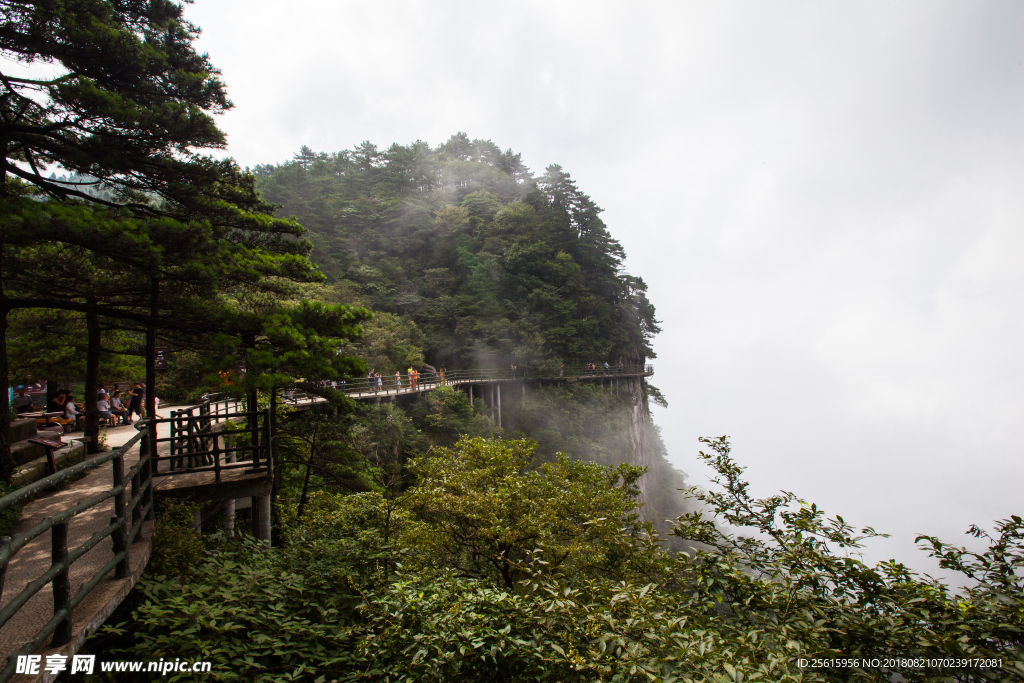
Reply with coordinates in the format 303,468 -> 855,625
254,135 -> 660,370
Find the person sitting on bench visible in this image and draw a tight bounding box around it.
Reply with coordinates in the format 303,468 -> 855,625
12,386 -> 34,414
110,391 -> 130,425
64,394 -> 85,432
97,394 -> 115,426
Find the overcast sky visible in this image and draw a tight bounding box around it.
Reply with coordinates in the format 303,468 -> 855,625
186,0 -> 1023,578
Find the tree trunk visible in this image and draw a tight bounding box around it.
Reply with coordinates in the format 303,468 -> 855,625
46,380 -> 59,411
269,385 -> 283,546
296,457 -> 313,520
0,308 -> 12,483
84,306 -> 101,454
145,277 -> 157,419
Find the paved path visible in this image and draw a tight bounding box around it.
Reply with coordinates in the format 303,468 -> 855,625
0,405 -> 194,681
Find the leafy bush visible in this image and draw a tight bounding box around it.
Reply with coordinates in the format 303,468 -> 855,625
148,499 -> 205,579
95,436 -> 1023,682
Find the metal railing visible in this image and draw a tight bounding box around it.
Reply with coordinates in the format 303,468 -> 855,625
284,363 -> 654,400
0,425 -> 154,682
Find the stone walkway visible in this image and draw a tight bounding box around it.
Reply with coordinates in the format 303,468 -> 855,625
0,406 -> 193,682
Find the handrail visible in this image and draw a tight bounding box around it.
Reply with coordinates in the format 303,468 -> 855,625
283,363 -> 654,401
0,428 -> 146,514
0,423 -> 154,682
156,407 -> 272,481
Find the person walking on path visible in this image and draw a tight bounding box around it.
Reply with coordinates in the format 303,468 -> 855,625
138,382 -> 148,418
511,364 -> 517,379
395,370 -> 402,391
440,366 -> 446,385
126,382 -> 143,421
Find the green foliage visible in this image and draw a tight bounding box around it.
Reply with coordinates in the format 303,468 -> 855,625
97,435 -> 1023,682
7,307 -> 143,384
405,437 -> 647,589
103,537 -> 365,682
407,385 -> 498,443
148,499 -> 205,580
255,136 -> 661,368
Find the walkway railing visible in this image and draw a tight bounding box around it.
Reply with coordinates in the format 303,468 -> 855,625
0,426 -> 154,682
160,407 -> 272,480
285,363 -> 653,400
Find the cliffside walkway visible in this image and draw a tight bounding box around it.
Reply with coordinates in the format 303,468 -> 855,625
0,404 -> 273,683
282,363 -> 653,406
0,363 -> 652,680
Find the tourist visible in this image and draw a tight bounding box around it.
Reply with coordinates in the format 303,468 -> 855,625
97,393 -> 114,426
64,395 -> 85,431
48,390 -> 67,414
126,383 -> 143,421
12,386 -> 34,414
110,391 -> 129,425
138,382 -> 147,418
559,363 -> 564,377
376,372 -> 383,393
439,366 -> 446,385
395,370 -> 402,390
511,364 -> 516,379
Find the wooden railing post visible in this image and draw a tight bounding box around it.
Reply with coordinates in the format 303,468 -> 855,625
263,406 -> 273,473
0,536 -> 9,604
51,520 -> 71,646
141,433 -> 154,521
212,435 -> 221,483
112,452 -> 129,579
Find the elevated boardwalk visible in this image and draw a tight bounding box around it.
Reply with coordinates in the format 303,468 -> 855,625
0,364 -> 652,680
284,363 -> 652,408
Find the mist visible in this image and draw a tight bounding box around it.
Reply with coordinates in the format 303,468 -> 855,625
182,0 -> 1024,582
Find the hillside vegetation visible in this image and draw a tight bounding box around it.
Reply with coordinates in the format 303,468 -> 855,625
251,136 -> 685,526
253,134 -> 659,370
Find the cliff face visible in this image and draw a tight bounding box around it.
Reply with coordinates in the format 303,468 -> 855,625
624,374 -> 657,515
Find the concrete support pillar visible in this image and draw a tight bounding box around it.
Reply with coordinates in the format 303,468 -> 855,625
469,385 -> 473,407
497,383 -> 502,429
522,382 -> 525,397
255,493 -> 271,546
193,508 -> 202,535
222,498 -> 235,536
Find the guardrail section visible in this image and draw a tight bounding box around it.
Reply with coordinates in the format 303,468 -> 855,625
0,426 -> 154,682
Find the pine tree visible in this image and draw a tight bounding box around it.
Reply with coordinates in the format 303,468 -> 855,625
0,0 -> 321,478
